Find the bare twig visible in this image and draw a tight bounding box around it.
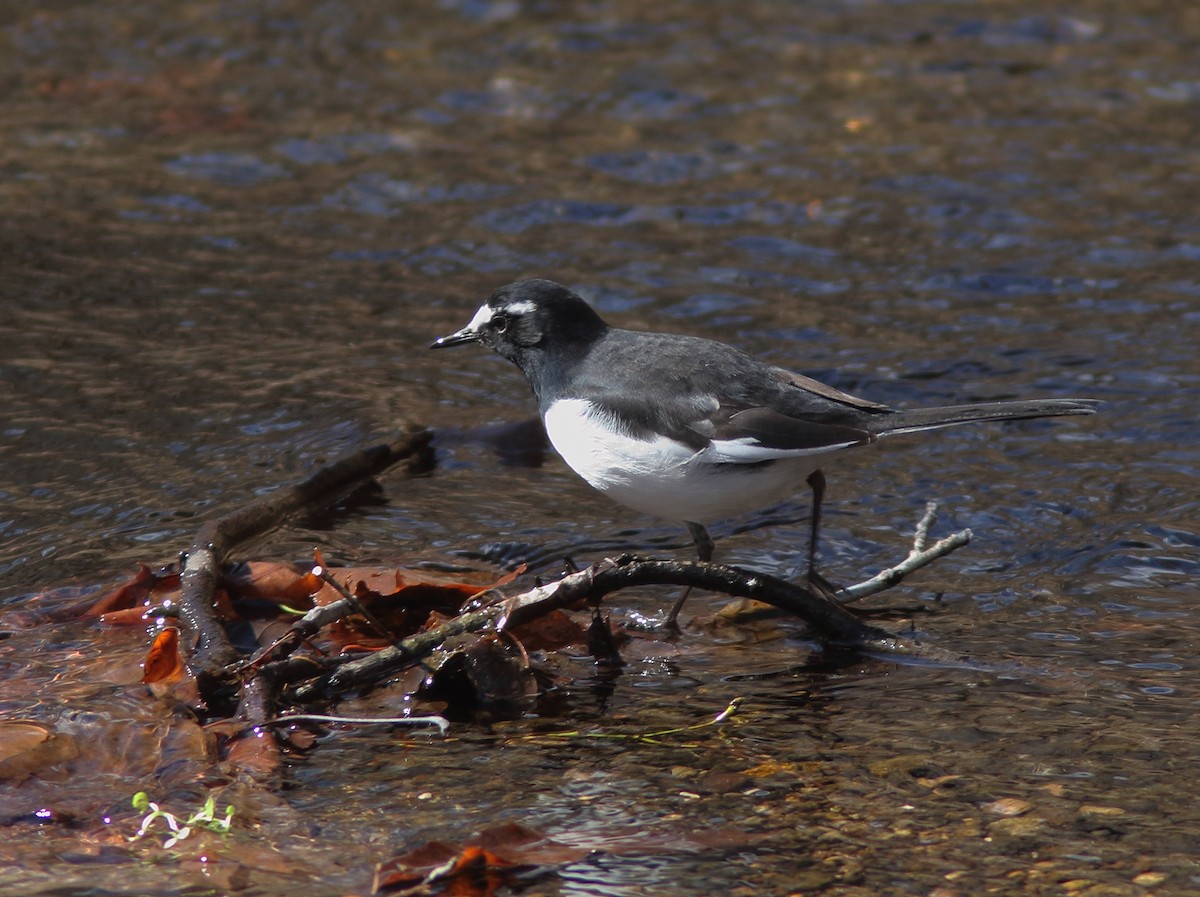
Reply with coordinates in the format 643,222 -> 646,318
315,565 -> 395,641
178,425 -> 433,687
837,502 -> 971,604
264,713 -> 449,735
912,500 -> 937,553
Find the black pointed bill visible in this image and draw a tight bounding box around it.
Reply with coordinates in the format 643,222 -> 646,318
430,327 -> 479,349
432,303 -> 497,349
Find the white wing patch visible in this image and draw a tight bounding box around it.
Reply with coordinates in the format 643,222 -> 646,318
704,436 -> 861,463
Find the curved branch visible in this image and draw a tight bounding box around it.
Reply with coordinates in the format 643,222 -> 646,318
287,552 -> 966,704
179,425 -> 434,686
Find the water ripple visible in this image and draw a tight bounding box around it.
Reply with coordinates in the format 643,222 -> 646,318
164,152 -> 289,186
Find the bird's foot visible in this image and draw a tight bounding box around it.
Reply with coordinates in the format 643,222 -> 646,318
805,567 -> 846,603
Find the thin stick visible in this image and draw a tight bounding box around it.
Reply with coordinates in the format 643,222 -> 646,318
177,426 -> 433,684
315,566 -> 395,641
837,501 -> 971,604
264,713 -> 449,735
912,501 -> 937,553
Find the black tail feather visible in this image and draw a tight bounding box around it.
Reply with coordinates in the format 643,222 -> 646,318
874,398 -> 1098,436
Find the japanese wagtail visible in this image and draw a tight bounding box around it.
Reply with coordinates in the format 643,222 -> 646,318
433,279 -> 1096,622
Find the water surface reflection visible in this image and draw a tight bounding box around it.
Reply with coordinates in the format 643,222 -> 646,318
1,1 -> 1197,894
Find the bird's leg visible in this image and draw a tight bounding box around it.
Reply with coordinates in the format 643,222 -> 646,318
802,469 -> 844,599
805,469 -> 826,587
686,521 -> 715,564
665,521 -> 714,627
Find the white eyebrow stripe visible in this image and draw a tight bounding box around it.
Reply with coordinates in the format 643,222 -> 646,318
503,300 -> 536,316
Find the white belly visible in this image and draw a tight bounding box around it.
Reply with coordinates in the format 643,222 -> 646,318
543,398 -> 830,525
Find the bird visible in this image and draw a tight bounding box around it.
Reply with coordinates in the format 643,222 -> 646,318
432,278 -> 1096,622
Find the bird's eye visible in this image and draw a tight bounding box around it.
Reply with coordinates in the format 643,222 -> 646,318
492,313 -> 509,333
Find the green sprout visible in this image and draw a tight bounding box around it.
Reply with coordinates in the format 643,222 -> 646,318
130,792 -> 235,849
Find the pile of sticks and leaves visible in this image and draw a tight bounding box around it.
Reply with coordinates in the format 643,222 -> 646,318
69,422 -> 971,747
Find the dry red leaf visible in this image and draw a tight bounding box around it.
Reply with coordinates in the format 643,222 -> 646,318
468,823 -> 588,865
477,563 -> 527,594
372,823 -> 590,895
97,606 -> 155,626
0,722 -> 80,784
0,722 -> 55,773
141,628 -> 185,684
317,563 -> 526,610
213,588 -> 240,621
316,567 -> 483,606
510,609 -> 587,652
85,564 -> 178,618
321,568 -> 506,646
223,726 -> 282,779
372,841 -> 529,896
373,841 -> 457,893
221,561 -> 324,606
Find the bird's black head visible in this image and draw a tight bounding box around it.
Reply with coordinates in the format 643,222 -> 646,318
431,279 -> 608,370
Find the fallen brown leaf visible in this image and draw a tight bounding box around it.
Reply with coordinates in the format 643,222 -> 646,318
141,628 -> 184,685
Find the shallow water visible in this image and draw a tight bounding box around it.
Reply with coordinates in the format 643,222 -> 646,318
2,1 -> 1199,894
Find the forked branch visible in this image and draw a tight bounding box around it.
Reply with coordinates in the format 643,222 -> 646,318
838,502 -> 971,604
285,534 -> 970,704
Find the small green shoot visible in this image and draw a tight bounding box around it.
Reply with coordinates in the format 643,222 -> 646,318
130,792 -> 235,849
